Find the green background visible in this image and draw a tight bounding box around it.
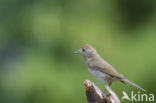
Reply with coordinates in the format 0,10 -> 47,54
0,0 -> 156,103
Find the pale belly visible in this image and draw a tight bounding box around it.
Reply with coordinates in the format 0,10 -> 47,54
88,67 -> 110,82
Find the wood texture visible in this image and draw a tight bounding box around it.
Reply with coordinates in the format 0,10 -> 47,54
84,80 -> 120,103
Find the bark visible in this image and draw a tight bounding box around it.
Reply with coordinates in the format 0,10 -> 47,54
84,80 -> 120,103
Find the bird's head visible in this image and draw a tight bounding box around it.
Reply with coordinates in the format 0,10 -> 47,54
74,44 -> 98,58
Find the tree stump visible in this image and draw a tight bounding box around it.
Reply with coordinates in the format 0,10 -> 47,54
84,80 -> 120,103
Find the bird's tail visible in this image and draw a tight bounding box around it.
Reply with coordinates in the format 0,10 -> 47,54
121,79 -> 145,92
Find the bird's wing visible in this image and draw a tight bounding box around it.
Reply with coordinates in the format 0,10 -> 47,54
91,57 -> 125,79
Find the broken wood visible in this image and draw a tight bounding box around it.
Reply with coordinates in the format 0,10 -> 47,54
84,80 -> 120,103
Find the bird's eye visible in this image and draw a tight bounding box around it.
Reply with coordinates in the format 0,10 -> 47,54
82,49 -> 85,52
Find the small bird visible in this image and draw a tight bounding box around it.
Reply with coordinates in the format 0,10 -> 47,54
74,44 -> 145,91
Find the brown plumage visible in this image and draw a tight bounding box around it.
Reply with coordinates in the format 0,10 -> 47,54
74,44 -> 145,91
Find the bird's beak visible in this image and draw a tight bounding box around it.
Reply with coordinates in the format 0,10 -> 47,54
73,50 -> 81,54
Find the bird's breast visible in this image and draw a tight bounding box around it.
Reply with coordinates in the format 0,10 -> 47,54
88,67 -> 109,82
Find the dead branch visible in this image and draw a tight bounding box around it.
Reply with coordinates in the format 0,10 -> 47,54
84,80 -> 120,103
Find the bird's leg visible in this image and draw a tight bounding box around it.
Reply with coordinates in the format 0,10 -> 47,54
95,80 -> 107,86
103,89 -> 107,94
103,82 -> 112,94
108,82 -> 112,86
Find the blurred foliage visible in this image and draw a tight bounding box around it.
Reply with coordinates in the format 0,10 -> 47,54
0,0 -> 156,103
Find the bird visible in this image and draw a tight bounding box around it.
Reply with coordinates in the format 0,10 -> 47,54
74,44 -> 145,91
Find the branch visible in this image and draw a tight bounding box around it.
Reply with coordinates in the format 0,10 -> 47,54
84,80 -> 120,103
